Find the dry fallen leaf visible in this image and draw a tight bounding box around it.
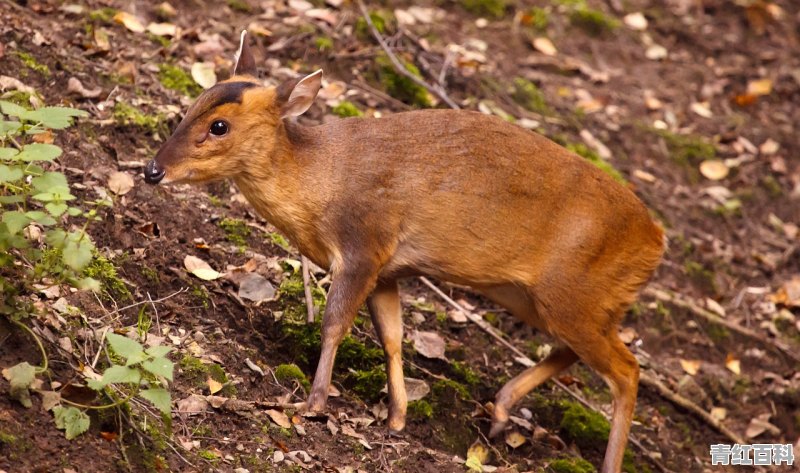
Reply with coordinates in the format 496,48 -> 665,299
410,330 -> 447,361
465,441 -> 489,471
710,407 -> 727,421
618,327 -> 638,344
113,12 -> 145,33
532,37 -> 557,56
645,44 -> 668,60
146,22 -> 178,37
176,394 -> 208,415
768,276 -> 800,307
705,298 -> 726,317
107,171 -> 134,195
745,413 -> 780,438
267,409 -> 292,428
623,12 -> 648,30
237,273 -> 276,304
207,377 -> 223,394
67,77 -> 102,99
505,431 -> 526,448
759,138 -> 780,155
404,377 -> 430,401
184,255 -> 221,281
747,78 -> 773,96
679,359 -> 701,376
725,353 -> 741,375
191,62 -> 217,90
699,160 -> 729,181
690,101 -> 713,118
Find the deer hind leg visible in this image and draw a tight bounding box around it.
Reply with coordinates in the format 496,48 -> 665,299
366,279 -> 407,432
478,285 -> 578,437
546,298 -> 639,473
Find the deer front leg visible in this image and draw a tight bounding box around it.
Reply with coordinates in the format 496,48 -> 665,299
305,262 -> 378,412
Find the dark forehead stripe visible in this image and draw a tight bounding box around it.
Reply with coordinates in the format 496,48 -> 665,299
174,81 -> 257,134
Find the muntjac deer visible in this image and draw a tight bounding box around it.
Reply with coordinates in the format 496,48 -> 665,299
145,32 -> 664,473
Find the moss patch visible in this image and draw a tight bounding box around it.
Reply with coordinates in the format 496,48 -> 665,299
559,401 -> 609,450
13,51 -> 51,77
376,55 -> 433,108
523,7 -> 550,31
511,77 -> 551,115
569,7 -> 619,36
274,363 -> 310,390
408,400 -> 434,419
347,365 -> 387,401
332,101 -> 363,118
653,129 -> 716,167
226,0 -> 252,13
565,142 -> 627,184
548,457 -> 596,473
355,11 -> 391,39
113,102 -> 165,134
217,218 -> 251,248
83,254 -> 132,302
158,64 -> 202,97
450,361 -> 480,386
460,0 -> 506,18
88,7 -> 117,24
314,36 -> 334,52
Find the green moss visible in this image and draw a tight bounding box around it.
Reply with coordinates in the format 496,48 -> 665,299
684,261 -> 718,294
483,312 -> 499,326
207,363 -> 228,384
268,232 -> 291,251
88,7 -> 117,23
147,33 -> 171,48
376,55 -> 433,108
226,0 -> 252,13
315,36 -> 334,52
113,102 -> 165,134
158,64 -> 202,97
569,7 -> 619,36
559,401 -> 610,450
565,142 -> 627,184
408,400 -> 434,419
332,101 -> 363,118
217,218 -> 251,248
83,255 -> 132,302
548,457 -> 596,473
435,311 -> 447,324
190,284 -> 210,309
460,0 -> 506,18
13,51 -> 51,77
706,324 -> 730,344
451,361 -> 480,386
338,335 -> 385,370
347,365 -> 387,401
525,7 -> 550,31
355,11 -> 391,38
432,379 -> 470,400
274,363 -> 310,390
197,449 -> 220,464
0,430 -> 17,445
653,129 -> 716,167
191,424 -> 212,436
760,175 -> 782,197
1,90 -> 38,108
141,266 -> 160,285
511,78 -> 551,115
179,355 -> 209,386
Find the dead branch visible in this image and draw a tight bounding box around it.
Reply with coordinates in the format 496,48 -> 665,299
644,286 -> 800,364
639,371 -> 745,445
356,0 -> 461,110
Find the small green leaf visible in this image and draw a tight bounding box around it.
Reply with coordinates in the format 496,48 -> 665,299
0,121 -> 22,137
23,107 -> 88,129
67,207 -> 83,217
100,365 -> 141,385
45,228 -> 67,248
2,211 -> 32,235
62,236 -> 94,270
0,164 -> 24,183
0,100 -> 27,118
145,345 -> 172,358
0,147 -> 19,160
25,210 -> 57,226
141,357 -> 174,381
16,143 -> 62,162
106,333 -> 145,363
45,202 -> 68,217
31,171 -> 68,192
2,362 -> 36,408
139,388 -> 171,414
52,406 -> 90,440
86,379 -> 105,390
0,195 -> 26,204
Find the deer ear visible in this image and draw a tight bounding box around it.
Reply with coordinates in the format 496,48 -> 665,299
276,70 -> 323,118
233,30 -> 257,76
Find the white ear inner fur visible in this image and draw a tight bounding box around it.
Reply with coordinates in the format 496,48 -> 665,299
234,30 -> 248,71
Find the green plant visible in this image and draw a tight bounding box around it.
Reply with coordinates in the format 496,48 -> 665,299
548,457 -> 596,473
13,51 -> 51,77
332,101 -> 363,118
511,78 -> 551,115
460,0 -> 506,19
565,142 -> 626,184
376,55 -> 433,108
158,64 -> 202,97
217,217 -> 251,248
314,36 -> 334,52
113,102 -> 165,134
0,100 -> 109,316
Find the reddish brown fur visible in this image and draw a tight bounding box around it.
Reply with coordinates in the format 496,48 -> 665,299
148,71 -> 664,473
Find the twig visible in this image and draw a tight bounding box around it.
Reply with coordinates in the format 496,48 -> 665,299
147,291 -> 161,335
101,288 -> 189,320
302,255 -> 315,323
644,286 -> 800,364
639,371 -> 745,445
351,79 -> 412,111
356,0 -> 460,109
419,277 -> 671,473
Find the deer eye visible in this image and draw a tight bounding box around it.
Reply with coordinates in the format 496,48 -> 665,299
210,120 -> 228,136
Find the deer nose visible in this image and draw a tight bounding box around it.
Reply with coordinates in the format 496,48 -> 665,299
144,160 -> 166,184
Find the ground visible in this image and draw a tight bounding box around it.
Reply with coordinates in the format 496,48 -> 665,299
0,0 -> 799,472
